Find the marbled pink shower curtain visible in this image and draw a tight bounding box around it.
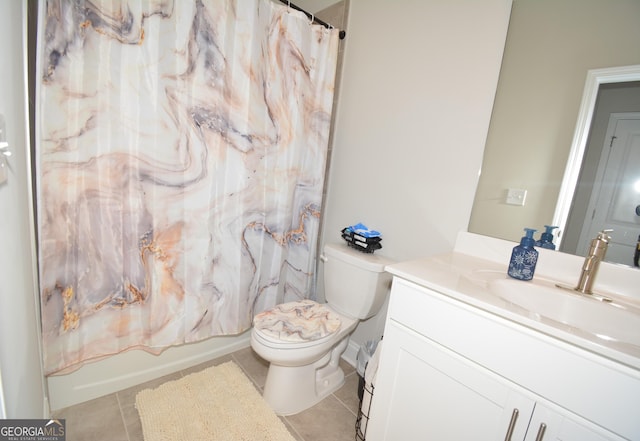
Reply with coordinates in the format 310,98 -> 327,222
36,0 -> 339,375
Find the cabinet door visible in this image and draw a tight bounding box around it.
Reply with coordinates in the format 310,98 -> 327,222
525,403 -> 625,441
367,320 -> 535,441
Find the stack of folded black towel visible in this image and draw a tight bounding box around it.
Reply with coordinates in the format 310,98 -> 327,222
341,223 -> 382,253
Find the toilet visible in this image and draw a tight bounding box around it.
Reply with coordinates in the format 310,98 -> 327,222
251,242 -> 394,415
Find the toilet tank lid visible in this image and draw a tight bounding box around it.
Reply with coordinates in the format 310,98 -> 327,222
323,243 -> 394,272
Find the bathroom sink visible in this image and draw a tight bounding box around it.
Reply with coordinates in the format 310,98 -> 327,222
489,277 -> 640,348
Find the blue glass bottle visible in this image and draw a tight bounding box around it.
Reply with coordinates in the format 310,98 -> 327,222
508,228 -> 538,281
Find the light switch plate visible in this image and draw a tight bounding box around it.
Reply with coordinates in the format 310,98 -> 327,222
506,188 -> 527,206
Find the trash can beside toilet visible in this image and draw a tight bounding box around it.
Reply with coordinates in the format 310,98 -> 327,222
355,339 -> 383,441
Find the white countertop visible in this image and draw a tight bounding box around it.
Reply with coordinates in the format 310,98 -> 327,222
385,233 -> 640,372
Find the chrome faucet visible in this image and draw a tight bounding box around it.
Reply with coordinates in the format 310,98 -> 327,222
575,230 -> 612,295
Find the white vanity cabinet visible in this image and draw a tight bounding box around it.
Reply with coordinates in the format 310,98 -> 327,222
366,277 -> 639,441
370,319 -> 537,440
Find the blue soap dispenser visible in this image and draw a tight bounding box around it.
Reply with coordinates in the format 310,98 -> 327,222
508,228 -> 538,281
536,225 -> 558,250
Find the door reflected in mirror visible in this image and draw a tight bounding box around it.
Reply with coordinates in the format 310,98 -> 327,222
562,109 -> 640,266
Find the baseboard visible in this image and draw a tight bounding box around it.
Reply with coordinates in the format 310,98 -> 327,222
341,337 -> 360,368
48,331 -> 251,411
43,397 -> 50,418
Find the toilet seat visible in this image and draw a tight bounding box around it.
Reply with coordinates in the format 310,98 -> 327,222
253,326 -> 336,349
253,300 -> 343,347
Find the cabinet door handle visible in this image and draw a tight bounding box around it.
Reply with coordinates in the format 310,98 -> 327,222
534,422 -> 547,441
503,408 -> 519,441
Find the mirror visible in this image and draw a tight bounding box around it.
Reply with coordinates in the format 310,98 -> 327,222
468,0 -> 640,266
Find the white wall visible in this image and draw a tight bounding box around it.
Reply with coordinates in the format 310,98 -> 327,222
319,1 -> 512,353
322,0 -> 512,262
0,1 -> 47,418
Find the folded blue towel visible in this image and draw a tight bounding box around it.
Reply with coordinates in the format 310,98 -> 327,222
346,223 -> 381,238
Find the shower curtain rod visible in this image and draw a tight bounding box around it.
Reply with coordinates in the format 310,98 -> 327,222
278,0 -> 346,40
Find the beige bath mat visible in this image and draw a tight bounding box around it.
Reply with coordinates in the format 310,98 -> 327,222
135,360 -> 295,441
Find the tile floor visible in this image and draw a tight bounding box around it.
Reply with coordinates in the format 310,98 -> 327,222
51,346 -> 361,441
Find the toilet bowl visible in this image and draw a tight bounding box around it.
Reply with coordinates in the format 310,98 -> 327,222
251,243 -> 393,416
251,301 -> 358,415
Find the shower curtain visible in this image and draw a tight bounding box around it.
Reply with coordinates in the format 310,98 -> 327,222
36,0 -> 339,375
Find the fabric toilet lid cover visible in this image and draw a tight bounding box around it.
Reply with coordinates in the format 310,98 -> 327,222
254,300 -> 342,343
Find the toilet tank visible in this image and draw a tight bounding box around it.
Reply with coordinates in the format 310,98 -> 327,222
322,243 -> 394,320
